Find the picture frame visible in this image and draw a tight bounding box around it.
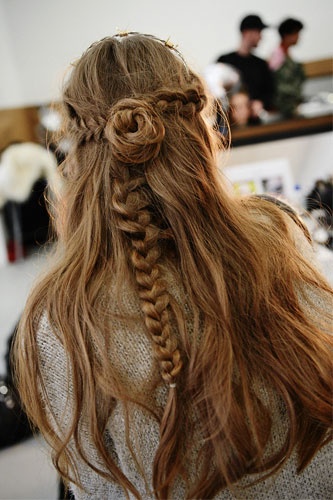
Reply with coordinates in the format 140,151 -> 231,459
222,158 -> 295,202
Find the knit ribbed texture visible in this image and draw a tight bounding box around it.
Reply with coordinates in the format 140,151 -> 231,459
36,222 -> 332,499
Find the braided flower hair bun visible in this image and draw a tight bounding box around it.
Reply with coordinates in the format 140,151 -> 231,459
63,33 -> 212,166
104,98 -> 165,164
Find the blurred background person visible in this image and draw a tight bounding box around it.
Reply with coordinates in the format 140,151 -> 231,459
228,89 -> 252,127
269,18 -> 306,117
203,62 -> 241,133
216,14 -> 275,121
203,62 -> 241,109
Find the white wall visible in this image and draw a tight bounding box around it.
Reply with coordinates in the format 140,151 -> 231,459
1,0 -> 332,108
0,0 -> 23,107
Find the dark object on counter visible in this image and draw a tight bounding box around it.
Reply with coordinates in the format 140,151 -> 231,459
0,324 -> 73,499
3,179 -> 50,261
306,179 -> 333,213
306,179 -> 333,249
0,325 -> 33,449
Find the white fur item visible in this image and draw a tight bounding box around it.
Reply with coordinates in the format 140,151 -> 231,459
203,63 -> 240,99
0,142 -> 58,207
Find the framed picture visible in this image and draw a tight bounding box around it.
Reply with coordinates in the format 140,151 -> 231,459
222,158 -> 295,202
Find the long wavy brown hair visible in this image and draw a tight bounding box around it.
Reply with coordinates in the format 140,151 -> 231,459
14,33 -> 332,499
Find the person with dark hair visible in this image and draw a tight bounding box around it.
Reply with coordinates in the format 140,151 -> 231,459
13,32 -> 332,499
269,18 -> 305,117
217,14 -> 275,120
279,18 -> 304,39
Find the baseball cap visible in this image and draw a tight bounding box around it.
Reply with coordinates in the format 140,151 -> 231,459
240,15 -> 268,32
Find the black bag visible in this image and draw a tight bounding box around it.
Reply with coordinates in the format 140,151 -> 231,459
0,325 -> 33,449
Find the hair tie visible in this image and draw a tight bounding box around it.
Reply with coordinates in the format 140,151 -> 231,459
169,383 -> 177,388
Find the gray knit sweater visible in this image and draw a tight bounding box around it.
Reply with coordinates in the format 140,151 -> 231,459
36,222 -> 333,499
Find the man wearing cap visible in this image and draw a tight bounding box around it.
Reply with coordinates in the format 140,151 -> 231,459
217,14 -> 274,119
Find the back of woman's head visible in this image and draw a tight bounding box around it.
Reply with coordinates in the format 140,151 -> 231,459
16,32 -> 332,500
58,34 -> 224,257
63,33 -> 212,157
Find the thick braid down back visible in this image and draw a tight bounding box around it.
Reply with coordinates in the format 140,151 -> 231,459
111,169 -> 183,386
132,233 -> 183,385
109,95 -> 189,496
70,89 -> 205,381
105,90 -> 208,383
